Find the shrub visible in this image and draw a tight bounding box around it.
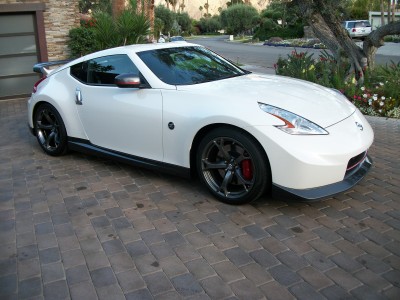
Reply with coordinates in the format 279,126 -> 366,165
68,25 -> 96,57
351,62 -> 400,117
198,16 -> 221,34
384,35 -> 400,43
254,22 -> 304,41
91,12 -> 119,50
69,9 -> 150,58
116,11 -> 150,45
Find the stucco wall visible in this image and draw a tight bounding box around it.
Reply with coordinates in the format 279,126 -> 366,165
3,0 -> 80,60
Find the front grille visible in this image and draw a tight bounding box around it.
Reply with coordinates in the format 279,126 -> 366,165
346,151 -> 367,172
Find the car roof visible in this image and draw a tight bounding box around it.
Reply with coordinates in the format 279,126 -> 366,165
87,42 -> 198,58
55,42 -> 200,74
344,20 -> 369,23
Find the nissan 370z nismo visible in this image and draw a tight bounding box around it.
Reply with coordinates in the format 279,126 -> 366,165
28,43 -> 373,204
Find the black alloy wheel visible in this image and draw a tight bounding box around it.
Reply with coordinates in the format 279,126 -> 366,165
197,127 -> 270,204
34,103 -> 68,156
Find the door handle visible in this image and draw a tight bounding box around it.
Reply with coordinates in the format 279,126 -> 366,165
75,88 -> 83,105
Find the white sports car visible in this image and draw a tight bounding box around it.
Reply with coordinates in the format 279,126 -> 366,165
28,43 -> 373,204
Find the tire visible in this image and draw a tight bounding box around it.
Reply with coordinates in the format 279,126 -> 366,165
34,103 -> 68,156
196,127 -> 270,204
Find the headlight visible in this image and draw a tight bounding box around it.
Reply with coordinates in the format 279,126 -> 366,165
259,103 -> 328,135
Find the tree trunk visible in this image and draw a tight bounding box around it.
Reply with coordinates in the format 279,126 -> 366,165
392,0 -> 396,23
380,0 -> 385,26
364,20 -> 400,68
137,0 -> 143,14
293,1 -> 400,84
296,0 -> 366,82
149,0 -> 155,39
112,0 -> 126,19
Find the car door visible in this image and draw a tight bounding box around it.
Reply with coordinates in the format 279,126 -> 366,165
72,54 -> 163,161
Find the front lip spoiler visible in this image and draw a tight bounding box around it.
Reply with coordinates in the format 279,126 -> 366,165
272,155 -> 373,202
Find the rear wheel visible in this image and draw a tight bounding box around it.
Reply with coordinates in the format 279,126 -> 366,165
34,103 -> 68,156
196,127 -> 270,204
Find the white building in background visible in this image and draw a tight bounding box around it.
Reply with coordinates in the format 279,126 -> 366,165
154,0 -> 270,20
369,11 -> 400,30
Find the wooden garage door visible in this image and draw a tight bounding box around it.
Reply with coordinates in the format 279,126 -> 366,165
0,13 -> 40,100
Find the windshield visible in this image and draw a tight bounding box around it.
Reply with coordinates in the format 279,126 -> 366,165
137,46 -> 248,85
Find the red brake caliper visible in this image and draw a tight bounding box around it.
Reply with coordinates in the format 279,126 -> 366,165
241,159 -> 253,180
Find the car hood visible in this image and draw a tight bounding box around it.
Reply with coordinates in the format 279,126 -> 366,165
176,73 -> 356,128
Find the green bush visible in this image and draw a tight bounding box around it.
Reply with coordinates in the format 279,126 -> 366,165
68,25 -> 96,57
69,9 -> 150,58
254,22 -> 304,41
384,35 -> 400,43
91,12 -> 120,50
197,16 -> 221,34
275,51 -> 400,118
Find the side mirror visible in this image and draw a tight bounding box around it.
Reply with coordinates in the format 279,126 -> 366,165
115,73 -> 141,88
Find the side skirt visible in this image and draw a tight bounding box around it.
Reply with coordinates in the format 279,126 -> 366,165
68,137 -> 191,178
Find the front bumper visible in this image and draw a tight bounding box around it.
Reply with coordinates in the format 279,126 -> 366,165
272,155 -> 373,201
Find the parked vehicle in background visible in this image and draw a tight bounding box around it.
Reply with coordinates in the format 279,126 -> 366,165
158,35 -> 166,43
342,20 -> 372,39
169,36 -> 186,42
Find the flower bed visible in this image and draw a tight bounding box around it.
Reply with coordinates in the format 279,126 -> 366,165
263,38 -> 327,49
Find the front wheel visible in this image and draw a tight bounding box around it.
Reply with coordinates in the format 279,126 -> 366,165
34,103 -> 68,156
196,127 -> 270,204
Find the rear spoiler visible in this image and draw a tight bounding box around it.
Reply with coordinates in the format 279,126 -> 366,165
33,59 -> 72,76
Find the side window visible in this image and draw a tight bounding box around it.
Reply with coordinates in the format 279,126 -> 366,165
70,62 -> 88,83
87,54 -> 139,86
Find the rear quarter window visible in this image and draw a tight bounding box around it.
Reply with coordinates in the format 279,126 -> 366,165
70,62 -> 88,83
70,55 -> 140,86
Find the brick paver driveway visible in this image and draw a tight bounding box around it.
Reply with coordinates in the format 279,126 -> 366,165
1,99 -> 399,299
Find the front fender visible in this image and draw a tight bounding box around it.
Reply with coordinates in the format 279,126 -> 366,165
161,90 -> 277,168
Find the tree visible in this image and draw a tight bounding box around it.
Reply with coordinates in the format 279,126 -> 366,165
176,12 -> 192,34
169,0 -> 179,12
254,0 -> 304,40
155,5 -> 175,34
79,0 -> 112,14
198,15 -> 221,33
204,1 -> 210,18
226,0 -> 244,7
179,0 -> 186,13
220,4 -> 259,35
294,0 -> 400,84
154,17 -> 164,39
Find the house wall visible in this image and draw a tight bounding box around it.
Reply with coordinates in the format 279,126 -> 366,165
369,11 -> 400,30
